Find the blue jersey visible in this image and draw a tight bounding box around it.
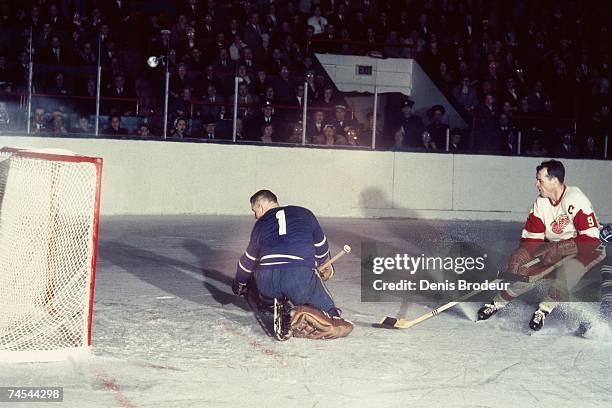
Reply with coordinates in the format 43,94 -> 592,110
235,206 -> 330,283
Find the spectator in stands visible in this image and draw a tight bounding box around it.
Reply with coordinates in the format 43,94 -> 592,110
71,116 -> 92,134
332,104 -> 355,139
236,64 -> 252,87
501,77 -> 521,110
420,131 -> 437,150
425,105 -> 449,147
137,123 -> 151,137
307,5 -> 327,35
525,138 -> 548,157
263,86 -> 276,104
251,69 -> 271,99
0,102 -> 14,132
202,119 -> 218,140
77,42 -> 96,66
170,63 -> 192,100
252,101 -> 282,140
396,99 -> 424,148
436,62 -> 454,92
317,86 -> 337,118
170,117 -> 190,138
243,12 -> 263,51
449,129 -> 465,151
582,136 -> 601,159
50,112 -> 68,136
184,47 -> 205,72
273,65 -> 296,105
172,87 -> 194,120
43,36 -> 72,65
393,128 -> 406,150
287,121 -> 305,144
105,73 -> 134,115
362,112 -> 381,147
476,94 -> 498,150
241,47 -> 256,72
31,107 -> 48,134
229,34 -> 247,62
551,131 -> 580,158
452,77 -> 478,112
339,124 -> 355,145
103,115 -> 129,136
528,81 -> 547,113
500,130 -> 519,155
306,109 -> 326,141
232,82 -> 259,120
260,123 -> 274,143
200,84 -> 225,122
46,72 -> 70,97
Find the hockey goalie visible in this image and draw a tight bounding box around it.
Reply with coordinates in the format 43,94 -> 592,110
477,160 -> 604,331
231,190 -> 353,340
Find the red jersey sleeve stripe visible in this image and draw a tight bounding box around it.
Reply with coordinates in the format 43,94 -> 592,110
524,212 -> 545,233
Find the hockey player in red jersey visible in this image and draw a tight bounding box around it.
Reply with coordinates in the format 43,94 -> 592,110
478,160 -> 603,330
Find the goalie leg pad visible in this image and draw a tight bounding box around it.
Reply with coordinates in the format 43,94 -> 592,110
290,305 -> 353,340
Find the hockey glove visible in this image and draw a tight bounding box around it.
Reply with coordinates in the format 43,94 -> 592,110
232,279 -> 248,297
506,246 -> 532,275
601,225 -> 612,244
541,239 -> 578,266
317,264 -> 335,282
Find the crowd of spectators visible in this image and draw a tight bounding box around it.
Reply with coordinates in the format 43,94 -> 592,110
0,0 -> 609,158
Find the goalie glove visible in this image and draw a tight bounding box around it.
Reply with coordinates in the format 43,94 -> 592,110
232,279 -> 248,297
540,239 -> 578,266
290,305 -> 353,340
317,264 -> 335,282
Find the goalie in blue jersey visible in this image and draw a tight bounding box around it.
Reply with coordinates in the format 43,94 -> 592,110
232,190 -> 353,339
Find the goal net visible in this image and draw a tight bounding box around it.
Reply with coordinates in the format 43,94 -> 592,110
0,147 -> 102,362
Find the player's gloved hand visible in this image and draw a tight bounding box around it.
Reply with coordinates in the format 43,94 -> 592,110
506,246 -> 532,275
232,279 -> 248,297
317,264 -> 335,282
601,225 -> 612,244
541,239 -> 578,265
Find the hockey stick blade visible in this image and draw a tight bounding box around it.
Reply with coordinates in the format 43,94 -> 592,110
375,316 -> 415,329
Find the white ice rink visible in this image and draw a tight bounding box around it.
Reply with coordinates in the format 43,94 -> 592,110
1,215 -> 611,408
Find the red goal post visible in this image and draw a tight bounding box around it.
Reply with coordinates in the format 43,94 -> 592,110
0,147 -> 102,362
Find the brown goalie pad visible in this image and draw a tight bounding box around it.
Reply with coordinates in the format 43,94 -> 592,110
290,305 -> 353,340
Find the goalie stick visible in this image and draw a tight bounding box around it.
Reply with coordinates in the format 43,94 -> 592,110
316,244 -> 351,279
377,255 -> 577,329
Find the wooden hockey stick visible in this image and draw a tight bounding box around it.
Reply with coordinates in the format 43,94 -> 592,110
377,254 -> 578,329
377,278 -> 503,329
316,245 -> 351,279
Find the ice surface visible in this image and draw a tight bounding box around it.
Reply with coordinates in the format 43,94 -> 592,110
1,216 -> 610,408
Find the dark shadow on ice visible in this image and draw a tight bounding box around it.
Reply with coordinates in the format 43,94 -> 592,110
99,240 -> 251,311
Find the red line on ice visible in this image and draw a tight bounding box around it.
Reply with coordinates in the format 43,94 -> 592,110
96,371 -> 137,408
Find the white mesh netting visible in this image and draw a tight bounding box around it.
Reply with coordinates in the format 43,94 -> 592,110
0,148 -> 101,362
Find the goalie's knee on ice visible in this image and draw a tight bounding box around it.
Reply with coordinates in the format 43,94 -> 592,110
290,305 -> 353,340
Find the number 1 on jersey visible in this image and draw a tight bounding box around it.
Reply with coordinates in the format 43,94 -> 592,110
276,210 -> 287,235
